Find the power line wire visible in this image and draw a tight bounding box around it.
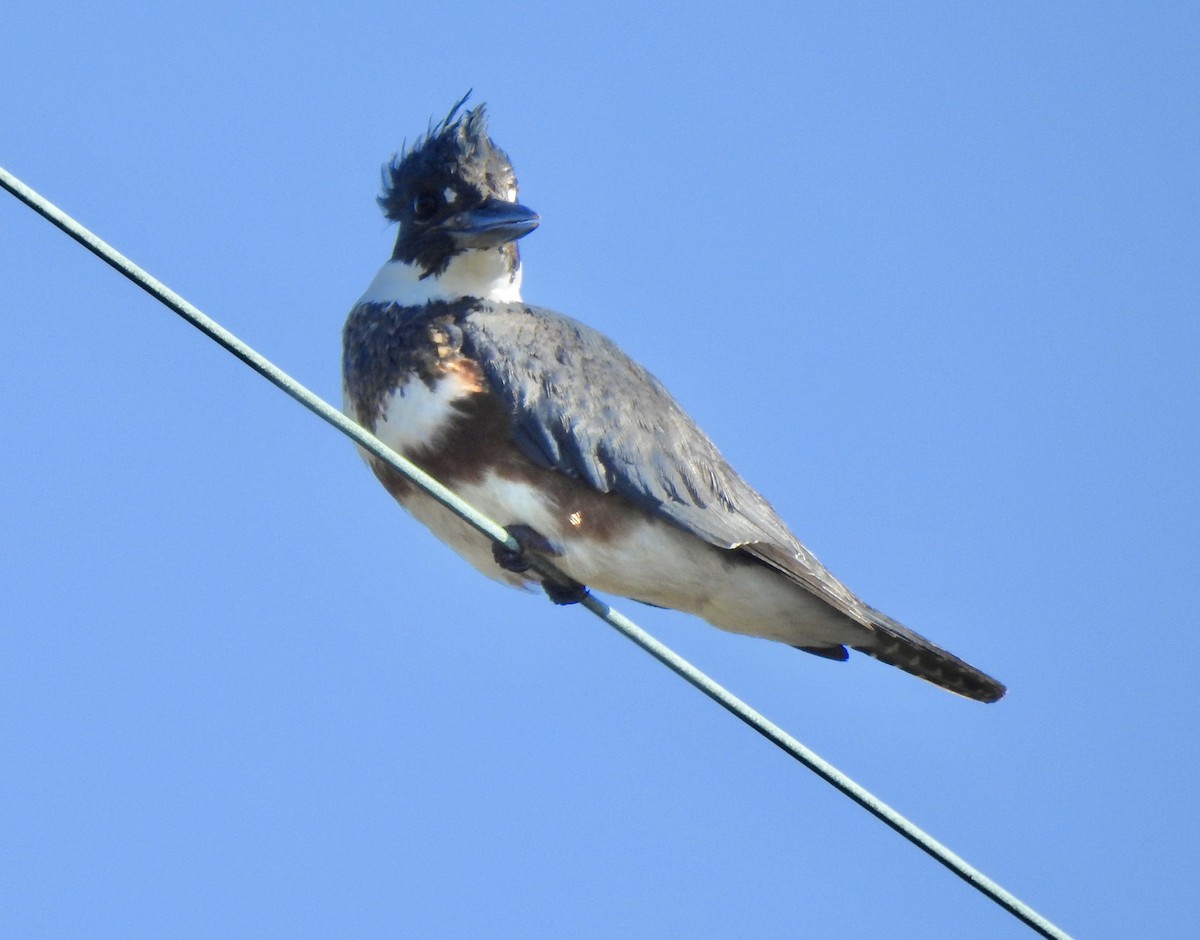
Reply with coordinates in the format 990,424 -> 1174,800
0,165 -> 1072,940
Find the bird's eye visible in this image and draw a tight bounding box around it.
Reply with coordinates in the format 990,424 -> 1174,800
412,192 -> 438,222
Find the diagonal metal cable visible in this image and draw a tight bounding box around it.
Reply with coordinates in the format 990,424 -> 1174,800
1,165 -> 1071,940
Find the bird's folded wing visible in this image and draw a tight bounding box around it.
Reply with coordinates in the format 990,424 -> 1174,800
460,302 -> 871,621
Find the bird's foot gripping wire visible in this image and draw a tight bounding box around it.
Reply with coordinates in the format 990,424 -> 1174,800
494,524 -> 589,606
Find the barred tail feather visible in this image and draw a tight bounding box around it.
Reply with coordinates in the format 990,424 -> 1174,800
854,610 -> 1006,704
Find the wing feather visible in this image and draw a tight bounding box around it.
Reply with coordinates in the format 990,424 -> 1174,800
460,302 -> 869,621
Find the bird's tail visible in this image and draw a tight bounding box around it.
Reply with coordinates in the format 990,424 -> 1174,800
853,609 -> 1006,703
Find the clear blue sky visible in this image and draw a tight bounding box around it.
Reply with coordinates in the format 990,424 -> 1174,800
2,4 -> 1196,938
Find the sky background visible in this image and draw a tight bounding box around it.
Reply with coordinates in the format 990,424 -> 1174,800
2,3 -> 1197,938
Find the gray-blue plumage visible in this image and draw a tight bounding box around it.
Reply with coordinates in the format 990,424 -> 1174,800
462,302 -> 998,674
459,303 -> 858,600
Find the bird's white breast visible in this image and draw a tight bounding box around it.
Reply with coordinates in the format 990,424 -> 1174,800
399,469 -> 868,649
368,373 -> 473,457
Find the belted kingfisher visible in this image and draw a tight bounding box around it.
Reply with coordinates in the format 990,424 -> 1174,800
342,97 -> 1005,703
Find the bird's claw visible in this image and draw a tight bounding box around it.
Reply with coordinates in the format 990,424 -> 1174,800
493,523 -> 562,573
493,524 -> 588,605
541,577 -> 589,606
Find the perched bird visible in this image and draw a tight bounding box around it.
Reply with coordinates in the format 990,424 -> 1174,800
342,97 -> 1005,703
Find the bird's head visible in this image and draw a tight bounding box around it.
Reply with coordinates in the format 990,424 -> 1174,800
379,95 -> 539,285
